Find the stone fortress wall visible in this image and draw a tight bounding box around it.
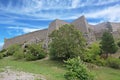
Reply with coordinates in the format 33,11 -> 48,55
3,15 -> 120,49
3,29 -> 48,49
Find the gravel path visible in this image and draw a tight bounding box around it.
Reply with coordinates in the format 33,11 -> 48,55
0,67 -> 46,80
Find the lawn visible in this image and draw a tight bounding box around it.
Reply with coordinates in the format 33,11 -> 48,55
93,67 -> 120,80
0,56 -> 120,80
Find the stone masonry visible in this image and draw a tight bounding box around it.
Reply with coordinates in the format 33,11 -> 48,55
3,15 -> 120,49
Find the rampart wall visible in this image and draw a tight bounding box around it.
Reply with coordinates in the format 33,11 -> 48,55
3,29 -> 48,49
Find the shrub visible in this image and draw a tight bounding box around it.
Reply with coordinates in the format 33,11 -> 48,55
13,48 -> 24,60
25,43 -> 47,61
0,49 -> 6,57
64,57 -> 94,80
83,42 -> 101,62
6,44 -> 20,56
117,40 -> 120,47
0,49 -> 6,53
106,57 -> 120,69
91,55 -> 106,66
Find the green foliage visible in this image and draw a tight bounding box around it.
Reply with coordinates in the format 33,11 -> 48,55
49,24 -> 86,59
106,57 -> 120,69
100,31 -> 118,56
82,42 -> 106,66
83,42 -> 101,62
0,53 -> 3,59
13,48 -> 24,60
0,49 -> 6,53
25,43 -> 47,61
91,55 -> 106,66
6,44 -> 21,56
117,40 -> 120,47
0,49 -> 6,58
64,57 -> 94,80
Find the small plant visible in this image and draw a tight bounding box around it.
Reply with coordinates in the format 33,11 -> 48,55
64,57 -> 94,80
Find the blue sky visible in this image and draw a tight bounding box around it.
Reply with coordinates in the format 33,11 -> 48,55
0,0 -> 120,48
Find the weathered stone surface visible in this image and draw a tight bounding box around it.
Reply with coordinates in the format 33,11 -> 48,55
3,29 -> 48,49
71,15 -> 89,34
3,16 -> 120,49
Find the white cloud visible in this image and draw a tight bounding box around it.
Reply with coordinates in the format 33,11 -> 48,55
85,4 -> 120,22
71,0 -> 80,8
3,0 -> 119,14
8,26 -> 46,33
0,0 -> 120,23
96,0 -> 119,6
22,28 -> 41,33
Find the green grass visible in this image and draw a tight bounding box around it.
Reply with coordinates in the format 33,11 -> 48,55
0,56 -> 66,80
93,67 -> 120,80
0,56 -> 120,80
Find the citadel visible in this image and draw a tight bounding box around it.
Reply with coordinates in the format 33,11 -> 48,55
3,15 -> 120,49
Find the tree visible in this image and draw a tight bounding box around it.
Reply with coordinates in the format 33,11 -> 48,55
100,31 -> 118,58
64,57 -> 94,80
49,24 -> 86,59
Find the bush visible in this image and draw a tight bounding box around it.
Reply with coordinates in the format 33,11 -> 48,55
117,40 -> 120,47
106,57 -> 120,69
83,42 -> 101,62
6,44 -> 20,56
64,57 -> 94,80
0,49 -> 6,53
25,43 -> 47,61
13,48 -> 24,60
91,55 -> 106,66
0,49 -> 6,58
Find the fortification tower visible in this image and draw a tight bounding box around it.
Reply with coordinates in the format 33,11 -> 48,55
44,19 -> 69,48
71,15 -> 96,43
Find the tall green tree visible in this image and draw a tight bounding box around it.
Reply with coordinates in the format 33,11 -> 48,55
100,31 -> 118,58
49,24 -> 86,59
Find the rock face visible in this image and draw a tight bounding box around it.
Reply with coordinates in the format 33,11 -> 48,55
3,15 -> 120,49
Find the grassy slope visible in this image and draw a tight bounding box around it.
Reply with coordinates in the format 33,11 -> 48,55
0,57 -> 66,80
0,57 -> 120,80
93,67 -> 120,80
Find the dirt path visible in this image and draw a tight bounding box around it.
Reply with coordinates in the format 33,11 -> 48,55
0,67 -> 46,80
